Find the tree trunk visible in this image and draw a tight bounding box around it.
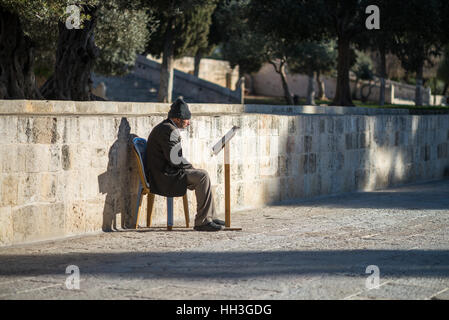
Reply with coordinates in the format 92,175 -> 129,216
379,47 -> 387,106
415,63 -> 424,106
193,51 -> 201,78
306,70 -> 315,105
158,24 -> 175,103
40,5 -> 99,101
316,70 -> 326,100
332,37 -> 354,106
443,82 -> 448,96
0,8 -> 42,99
269,60 -> 293,105
352,77 -> 359,100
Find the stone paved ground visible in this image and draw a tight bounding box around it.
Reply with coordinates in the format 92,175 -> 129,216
1,179 -> 448,300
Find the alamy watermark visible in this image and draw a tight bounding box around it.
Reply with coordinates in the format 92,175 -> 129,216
65,5 -> 81,30
65,265 -> 80,290
365,265 -> 380,289
365,5 -> 380,30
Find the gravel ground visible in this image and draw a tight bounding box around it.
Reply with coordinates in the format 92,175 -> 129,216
1,179 -> 448,300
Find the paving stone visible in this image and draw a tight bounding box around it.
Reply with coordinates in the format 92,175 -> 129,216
0,179 -> 448,299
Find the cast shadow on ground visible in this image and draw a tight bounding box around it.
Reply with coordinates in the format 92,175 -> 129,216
0,250 -> 448,279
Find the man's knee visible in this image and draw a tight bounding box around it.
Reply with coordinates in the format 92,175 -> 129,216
197,168 -> 210,181
186,168 -> 210,187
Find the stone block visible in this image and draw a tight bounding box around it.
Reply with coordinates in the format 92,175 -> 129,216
24,100 -> 53,113
61,145 -> 72,171
84,200 -> 104,232
1,144 -> 24,173
269,117 -> 280,136
0,116 -> 18,144
31,117 -> 59,144
319,172 -> 332,195
17,173 -> 40,205
421,145 -> 431,162
12,205 -> 42,243
231,162 -> 244,181
343,170 -> 355,192
0,206 -> 13,246
65,201 -> 87,235
265,179 -> 281,204
259,156 -> 275,177
359,132 -> 369,149
355,168 -> 369,189
345,133 -> 354,150
32,145 -> 51,172
437,143 -> 448,159
277,155 -> 288,177
258,135 -> 269,157
48,145 -> 61,172
269,136 -> 279,157
39,173 -> 58,202
102,117 -> 117,142
327,135 -> 338,153
304,136 -> 313,153
319,118 -> 326,134
296,117 -> 306,135
292,174 -> 305,199
304,116 -> 314,135
344,117 -> 354,133
1,174 -> 18,206
355,116 -> 367,132
42,203 -> 66,237
288,117 -> 297,134
17,117 -> 33,144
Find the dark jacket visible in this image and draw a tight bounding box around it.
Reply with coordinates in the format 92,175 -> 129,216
145,119 -> 193,197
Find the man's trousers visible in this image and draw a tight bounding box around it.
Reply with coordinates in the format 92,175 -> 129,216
184,168 -> 217,226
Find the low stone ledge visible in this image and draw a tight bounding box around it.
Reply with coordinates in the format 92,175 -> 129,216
0,100 -> 427,117
0,100 -> 245,116
244,104 -> 410,115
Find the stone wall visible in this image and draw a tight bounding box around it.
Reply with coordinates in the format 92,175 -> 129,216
147,55 -> 240,90
1,100 -> 449,246
252,62 -> 436,105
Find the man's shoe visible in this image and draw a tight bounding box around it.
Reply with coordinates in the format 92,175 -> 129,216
194,221 -> 223,231
213,219 -> 225,226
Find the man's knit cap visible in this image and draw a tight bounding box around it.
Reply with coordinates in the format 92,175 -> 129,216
168,97 -> 191,120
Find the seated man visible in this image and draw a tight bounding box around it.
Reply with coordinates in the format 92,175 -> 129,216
145,97 -> 224,231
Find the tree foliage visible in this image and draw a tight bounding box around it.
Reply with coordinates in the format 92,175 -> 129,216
0,0 -> 154,99
145,0 -> 217,59
94,2 -> 153,76
288,41 -> 337,77
212,0 -> 265,76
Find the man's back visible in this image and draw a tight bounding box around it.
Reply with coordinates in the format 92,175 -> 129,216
145,119 -> 191,197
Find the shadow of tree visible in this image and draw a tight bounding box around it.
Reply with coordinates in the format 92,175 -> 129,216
276,178 -> 449,210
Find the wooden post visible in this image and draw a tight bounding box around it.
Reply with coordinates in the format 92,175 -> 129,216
135,184 -> 143,229
211,126 -> 242,231
146,193 -> 155,227
224,143 -> 231,228
182,194 -> 190,228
